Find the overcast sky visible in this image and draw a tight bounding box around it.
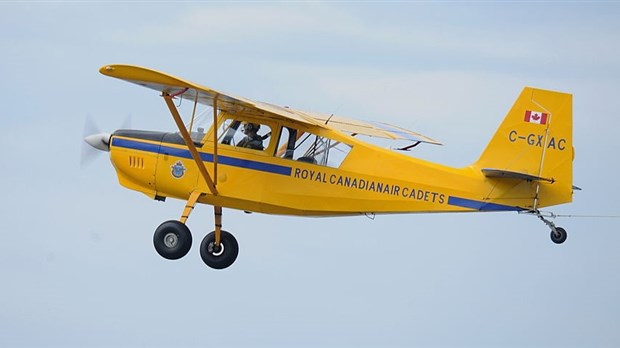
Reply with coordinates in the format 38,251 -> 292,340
1,2 -> 620,347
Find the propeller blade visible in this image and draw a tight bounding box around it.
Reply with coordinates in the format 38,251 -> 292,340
120,113 -> 132,130
80,114 -> 126,167
81,116 -> 102,167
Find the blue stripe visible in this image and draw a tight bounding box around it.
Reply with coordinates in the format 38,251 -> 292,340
113,138 -> 161,153
447,196 -> 524,212
112,138 -> 292,176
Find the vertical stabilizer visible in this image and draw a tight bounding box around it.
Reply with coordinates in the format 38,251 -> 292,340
472,88 -> 573,208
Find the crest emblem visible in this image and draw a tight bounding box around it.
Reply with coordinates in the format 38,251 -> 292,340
171,161 -> 186,179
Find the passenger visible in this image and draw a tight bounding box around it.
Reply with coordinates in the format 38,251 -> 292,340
237,123 -> 264,150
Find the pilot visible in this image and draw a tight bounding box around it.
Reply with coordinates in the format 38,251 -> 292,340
237,123 -> 264,150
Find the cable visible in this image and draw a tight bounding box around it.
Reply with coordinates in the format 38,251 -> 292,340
519,210 -> 620,219
552,214 -> 620,219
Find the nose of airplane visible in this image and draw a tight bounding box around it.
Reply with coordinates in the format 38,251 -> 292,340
84,132 -> 111,152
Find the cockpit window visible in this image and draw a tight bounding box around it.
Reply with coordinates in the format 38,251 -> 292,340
218,118 -> 272,151
275,127 -> 351,168
190,127 -> 206,145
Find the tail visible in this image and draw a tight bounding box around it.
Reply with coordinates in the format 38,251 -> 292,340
472,87 -> 574,209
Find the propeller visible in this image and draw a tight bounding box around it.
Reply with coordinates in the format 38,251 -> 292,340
81,114 -> 131,167
81,115 -> 105,167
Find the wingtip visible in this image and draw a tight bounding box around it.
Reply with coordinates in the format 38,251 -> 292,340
99,64 -> 121,76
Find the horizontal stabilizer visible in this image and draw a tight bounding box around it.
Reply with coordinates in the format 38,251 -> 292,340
482,168 -> 555,183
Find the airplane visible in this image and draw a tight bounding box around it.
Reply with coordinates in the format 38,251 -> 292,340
85,64 -> 577,269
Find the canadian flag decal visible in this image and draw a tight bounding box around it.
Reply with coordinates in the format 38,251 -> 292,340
524,110 -> 548,125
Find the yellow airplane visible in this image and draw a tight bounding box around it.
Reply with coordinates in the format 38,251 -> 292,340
86,64 -> 577,269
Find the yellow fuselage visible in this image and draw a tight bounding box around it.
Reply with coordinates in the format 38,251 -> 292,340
109,114 -> 569,216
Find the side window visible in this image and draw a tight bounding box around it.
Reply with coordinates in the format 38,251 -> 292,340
275,126 -> 351,168
218,118 -> 272,151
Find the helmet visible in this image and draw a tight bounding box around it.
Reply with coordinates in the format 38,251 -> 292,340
243,123 -> 260,133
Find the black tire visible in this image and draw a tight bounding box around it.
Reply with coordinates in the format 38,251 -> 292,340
550,227 -> 567,244
200,231 -> 239,269
153,220 -> 192,260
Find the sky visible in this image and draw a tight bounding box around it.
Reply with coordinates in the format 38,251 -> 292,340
1,1 -> 620,347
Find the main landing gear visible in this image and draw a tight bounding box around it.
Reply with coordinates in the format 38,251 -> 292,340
199,230 -> 239,269
153,220 -> 192,260
528,210 -> 568,244
152,192 -> 239,269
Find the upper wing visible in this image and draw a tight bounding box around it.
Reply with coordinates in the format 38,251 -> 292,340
300,111 -> 441,144
99,64 -> 323,127
99,64 -> 440,145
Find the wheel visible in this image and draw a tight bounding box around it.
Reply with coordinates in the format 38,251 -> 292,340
153,220 -> 192,260
550,227 -> 567,244
200,231 -> 239,269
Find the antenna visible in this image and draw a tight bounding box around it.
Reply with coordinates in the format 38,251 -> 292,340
325,102 -> 344,125
325,113 -> 334,125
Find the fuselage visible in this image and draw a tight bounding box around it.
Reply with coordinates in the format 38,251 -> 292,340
108,113 -> 558,216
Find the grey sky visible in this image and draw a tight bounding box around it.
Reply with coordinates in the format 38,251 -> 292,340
1,2 -> 619,347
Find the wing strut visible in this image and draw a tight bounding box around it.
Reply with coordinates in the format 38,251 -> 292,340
163,93 -> 218,196
213,95 -> 219,186
163,92 -> 224,247
212,96 -> 222,245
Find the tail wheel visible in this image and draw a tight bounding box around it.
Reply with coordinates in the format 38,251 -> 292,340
200,231 -> 239,269
153,220 -> 192,260
550,227 -> 568,244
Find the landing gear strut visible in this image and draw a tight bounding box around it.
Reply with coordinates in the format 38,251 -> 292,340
155,93 -> 239,269
152,192 -> 239,269
531,210 -> 568,244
